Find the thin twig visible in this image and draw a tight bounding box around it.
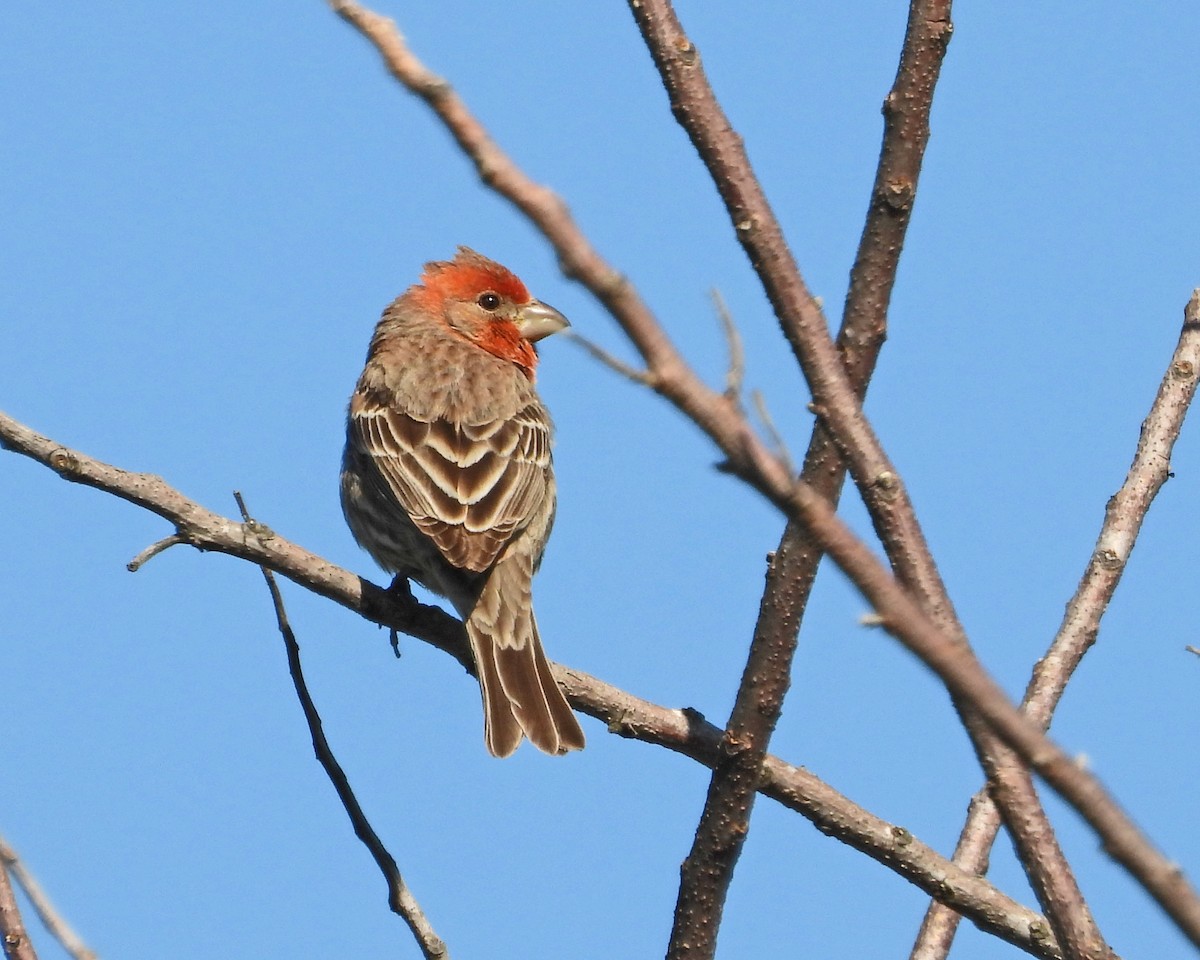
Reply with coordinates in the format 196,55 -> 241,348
750,390 -> 795,476
0,855 -> 37,960
560,329 -> 656,386
0,409 -> 1067,958
126,533 -> 186,572
912,289 -> 1200,959
711,289 -> 745,401
232,492 -> 448,960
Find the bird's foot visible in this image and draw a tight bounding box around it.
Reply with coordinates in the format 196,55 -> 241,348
386,575 -> 416,658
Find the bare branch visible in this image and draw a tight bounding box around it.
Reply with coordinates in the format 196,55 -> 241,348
560,329 -> 656,387
624,0 -> 893,500
574,666 -> 1069,960
231,492 -> 448,960
711,289 -> 745,402
1025,289 -> 1200,736
913,288 -> 1200,958
0,839 -> 94,960
625,1 -> 1109,956
668,3 -> 959,951
13,2 -> 1195,949
18,1 -> 1200,943
777,414 -> 1200,947
750,390 -> 795,477
666,526 -> 806,960
841,2 -> 954,381
0,409 -> 1065,959
325,0 -> 791,504
0,853 -> 38,960
126,533 -> 186,572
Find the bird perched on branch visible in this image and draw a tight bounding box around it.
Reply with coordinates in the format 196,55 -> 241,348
340,247 -> 585,757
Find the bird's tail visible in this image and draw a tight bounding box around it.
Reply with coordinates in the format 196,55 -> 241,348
465,557 -> 585,758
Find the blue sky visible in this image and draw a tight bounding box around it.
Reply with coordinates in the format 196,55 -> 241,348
4,3 -> 1200,958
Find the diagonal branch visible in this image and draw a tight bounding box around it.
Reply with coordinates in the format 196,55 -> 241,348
711,290 -> 745,402
560,329 -> 656,387
0,852 -> 38,960
232,493 -> 448,960
625,2 -> 1109,957
0,408 -> 1066,960
767,407 -> 1199,948
18,2 -> 1198,948
316,16 -> 1184,888
0,839 -> 94,960
667,2 -> 954,956
912,289 -> 1200,959
665,527 -> 808,960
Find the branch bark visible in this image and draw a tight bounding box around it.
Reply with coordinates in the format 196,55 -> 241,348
625,2 -> 1108,956
0,840 -> 93,960
318,26 -> 1200,931
121,1 -> 1200,946
233,494 -> 448,960
0,856 -> 37,960
10,3 -> 1197,953
0,409 -> 1065,960
912,289 -> 1200,958
667,2 -> 955,956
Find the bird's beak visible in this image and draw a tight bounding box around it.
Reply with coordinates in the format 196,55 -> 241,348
516,300 -> 570,342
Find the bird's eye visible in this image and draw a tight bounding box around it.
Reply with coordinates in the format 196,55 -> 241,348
477,292 -> 502,311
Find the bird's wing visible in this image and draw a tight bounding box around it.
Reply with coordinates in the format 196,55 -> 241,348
350,400 -> 551,574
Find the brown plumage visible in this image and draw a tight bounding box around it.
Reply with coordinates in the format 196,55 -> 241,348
340,247 -> 585,757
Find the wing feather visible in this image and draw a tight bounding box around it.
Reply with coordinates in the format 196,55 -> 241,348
351,399 -> 551,574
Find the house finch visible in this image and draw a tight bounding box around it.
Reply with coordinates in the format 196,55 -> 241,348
340,247 -> 585,758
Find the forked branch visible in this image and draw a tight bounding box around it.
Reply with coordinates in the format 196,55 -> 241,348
912,290 -> 1200,959
325,1 -> 1200,947
0,409 -> 1065,960
667,2 -> 956,956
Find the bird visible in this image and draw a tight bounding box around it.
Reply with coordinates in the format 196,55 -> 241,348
340,247 -> 585,757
